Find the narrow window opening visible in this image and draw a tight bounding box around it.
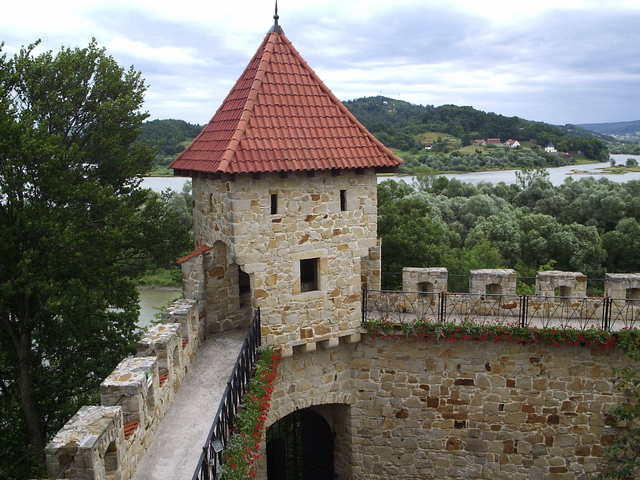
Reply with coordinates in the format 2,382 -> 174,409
340,190 -> 347,211
239,267 -> 251,308
271,194 -> 278,215
300,258 -> 319,292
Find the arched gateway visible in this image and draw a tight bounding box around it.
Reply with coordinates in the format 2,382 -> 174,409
267,408 -> 334,480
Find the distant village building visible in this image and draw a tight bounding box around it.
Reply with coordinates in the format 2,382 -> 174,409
545,144 -> 557,153
505,139 -> 520,148
473,138 -> 505,146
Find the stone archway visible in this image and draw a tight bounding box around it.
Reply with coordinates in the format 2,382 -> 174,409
267,408 -> 335,480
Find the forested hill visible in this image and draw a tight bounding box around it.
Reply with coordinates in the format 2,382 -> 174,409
139,119 -> 202,155
343,96 -> 608,159
578,120 -> 640,136
138,99 -> 612,174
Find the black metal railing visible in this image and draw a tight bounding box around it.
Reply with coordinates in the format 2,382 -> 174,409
364,289 -> 640,331
192,309 -> 261,480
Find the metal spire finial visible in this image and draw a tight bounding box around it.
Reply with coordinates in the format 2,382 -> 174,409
274,0 -> 279,27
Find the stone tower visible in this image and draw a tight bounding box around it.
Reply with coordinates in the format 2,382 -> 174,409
171,21 -> 401,354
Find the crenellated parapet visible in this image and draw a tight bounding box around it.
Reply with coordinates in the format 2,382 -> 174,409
45,298 -> 200,480
536,270 -> 588,297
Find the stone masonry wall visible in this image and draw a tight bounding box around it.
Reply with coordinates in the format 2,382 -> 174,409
46,299 -> 201,480
193,170 -> 379,352
258,336 -> 630,480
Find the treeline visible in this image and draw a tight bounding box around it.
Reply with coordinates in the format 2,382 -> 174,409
610,143 -> 640,155
344,96 -> 609,160
379,171 -> 640,293
399,148 -> 573,173
138,119 -> 202,168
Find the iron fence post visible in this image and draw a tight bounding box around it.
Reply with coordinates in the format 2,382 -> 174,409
438,292 -> 447,323
519,295 -> 529,328
362,287 -> 368,325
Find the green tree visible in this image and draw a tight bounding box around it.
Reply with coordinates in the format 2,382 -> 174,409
0,40 -> 187,478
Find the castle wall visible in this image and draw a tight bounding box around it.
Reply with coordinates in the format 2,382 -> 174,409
194,170 -> 378,351
46,300 -> 201,480
259,336 -> 629,480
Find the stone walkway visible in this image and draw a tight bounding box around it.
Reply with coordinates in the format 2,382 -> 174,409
133,328 -> 247,480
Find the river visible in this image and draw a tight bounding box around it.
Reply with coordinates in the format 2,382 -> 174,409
137,286 -> 181,328
141,154 -> 640,192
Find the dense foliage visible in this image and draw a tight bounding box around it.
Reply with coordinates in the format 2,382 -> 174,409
344,96 -> 609,161
599,332 -> 640,479
0,41 -> 190,478
138,119 -> 202,170
610,144 -> 640,155
398,147 -> 574,173
378,170 -> 640,291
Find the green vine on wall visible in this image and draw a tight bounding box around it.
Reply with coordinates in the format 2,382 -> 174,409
598,332 -> 640,479
222,347 -> 281,480
364,319 -> 640,478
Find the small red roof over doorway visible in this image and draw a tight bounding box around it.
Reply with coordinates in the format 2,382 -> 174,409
171,27 -> 402,175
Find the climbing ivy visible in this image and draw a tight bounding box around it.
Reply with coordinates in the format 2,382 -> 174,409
598,333 -> 640,479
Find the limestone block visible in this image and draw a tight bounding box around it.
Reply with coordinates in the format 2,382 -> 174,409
402,267 -> 448,294
536,271 -> 587,298
137,324 -> 182,394
469,269 -> 517,295
605,273 -> 640,300
46,406 -> 124,480
163,299 -> 199,355
100,357 -> 158,433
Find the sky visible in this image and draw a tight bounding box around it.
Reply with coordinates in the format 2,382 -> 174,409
1,0 -> 639,125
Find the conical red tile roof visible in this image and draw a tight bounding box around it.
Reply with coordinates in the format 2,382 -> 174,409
171,28 -> 402,175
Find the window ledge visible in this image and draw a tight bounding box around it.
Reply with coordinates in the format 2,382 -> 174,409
297,290 -> 326,299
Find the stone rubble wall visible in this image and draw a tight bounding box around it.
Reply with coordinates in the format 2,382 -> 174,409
257,336 -> 631,480
361,241 -> 382,291
45,299 -> 201,480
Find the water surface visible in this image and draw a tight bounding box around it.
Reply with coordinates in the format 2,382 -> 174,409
137,287 -> 181,328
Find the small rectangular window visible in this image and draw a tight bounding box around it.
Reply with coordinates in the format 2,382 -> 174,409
300,258 -> 319,292
270,194 -> 278,215
340,190 -> 347,211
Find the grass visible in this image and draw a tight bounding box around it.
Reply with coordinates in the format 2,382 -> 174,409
146,165 -> 173,176
415,131 -> 461,148
138,267 -> 182,287
572,155 -> 600,165
598,166 -> 640,174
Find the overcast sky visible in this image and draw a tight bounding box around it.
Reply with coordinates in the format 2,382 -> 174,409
2,0 -> 638,125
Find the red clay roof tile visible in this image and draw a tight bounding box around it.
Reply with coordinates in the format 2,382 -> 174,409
171,28 -> 401,175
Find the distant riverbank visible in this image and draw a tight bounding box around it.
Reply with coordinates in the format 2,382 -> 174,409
143,154 -> 640,191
